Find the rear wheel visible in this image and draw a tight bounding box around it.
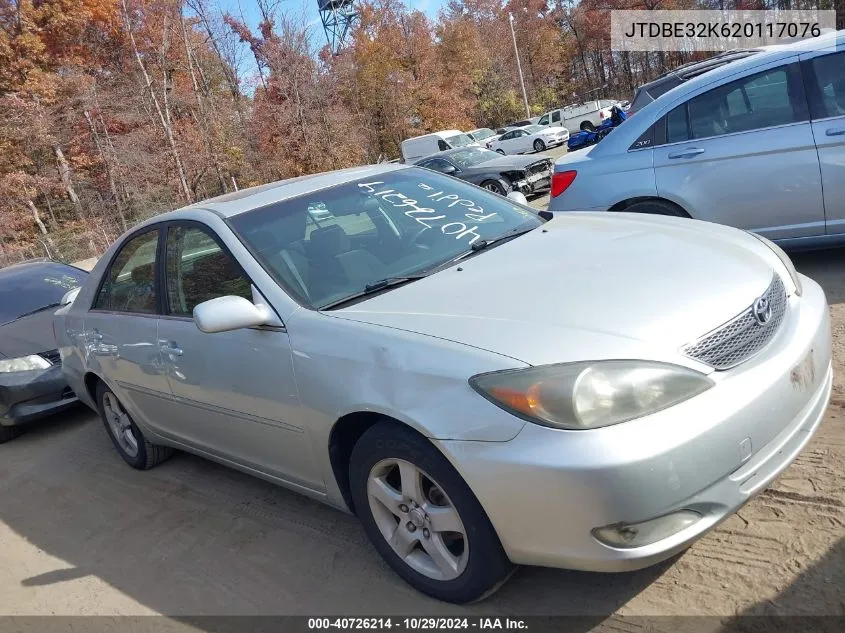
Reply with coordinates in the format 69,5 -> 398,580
580,120 -> 595,132
349,422 -> 513,603
96,382 -> 172,470
0,425 -> 23,444
533,139 -> 546,152
623,199 -> 690,218
481,180 -> 507,196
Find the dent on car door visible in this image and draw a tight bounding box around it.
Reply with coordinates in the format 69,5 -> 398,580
155,223 -> 320,489
652,62 -> 825,240
801,48 -> 845,235
85,228 -> 172,428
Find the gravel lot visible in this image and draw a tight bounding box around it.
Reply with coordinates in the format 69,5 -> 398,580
1,175 -> 843,620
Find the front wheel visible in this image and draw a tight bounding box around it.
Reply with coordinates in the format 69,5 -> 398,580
481,180 -> 507,196
533,139 -> 545,152
349,422 -> 513,603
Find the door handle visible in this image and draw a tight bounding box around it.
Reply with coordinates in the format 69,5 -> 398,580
668,148 -> 705,159
159,341 -> 183,357
825,127 -> 845,137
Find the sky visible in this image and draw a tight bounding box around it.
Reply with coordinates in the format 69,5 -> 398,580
215,0 -> 446,54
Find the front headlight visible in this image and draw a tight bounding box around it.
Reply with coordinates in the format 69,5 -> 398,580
470,360 -> 713,430
748,232 -> 802,297
0,354 -> 52,373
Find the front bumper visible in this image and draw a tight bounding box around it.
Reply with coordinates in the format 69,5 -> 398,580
437,274 -> 832,571
0,364 -> 78,426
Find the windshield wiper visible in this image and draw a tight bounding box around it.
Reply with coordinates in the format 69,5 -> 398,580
427,225 -> 538,273
321,275 -> 428,310
10,302 -> 62,322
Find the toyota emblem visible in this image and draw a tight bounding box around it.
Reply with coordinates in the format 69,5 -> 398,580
753,296 -> 772,326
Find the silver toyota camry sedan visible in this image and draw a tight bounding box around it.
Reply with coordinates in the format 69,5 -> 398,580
55,164 -> 832,603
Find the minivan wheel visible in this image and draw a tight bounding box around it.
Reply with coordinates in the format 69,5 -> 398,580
623,199 -> 690,218
533,139 -> 545,152
96,382 -> 172,470
349,422 -> 513,603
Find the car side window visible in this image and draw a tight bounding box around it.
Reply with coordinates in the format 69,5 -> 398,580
538,115 -> 549,125
686,65 -> 804,140
437,140 -> 449,151
164,225 -> 252,317
420,158 -> 453,173
666,105 -> 690,143
500,131 -> 513,140
551,111 -> 561,123
805,51 -> 845,119
93,229 -> 159,313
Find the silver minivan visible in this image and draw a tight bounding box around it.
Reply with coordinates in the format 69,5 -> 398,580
548,31 -> 845,250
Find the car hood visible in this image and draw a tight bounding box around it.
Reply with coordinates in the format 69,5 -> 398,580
334,213 -> 778,369
465,154 -> 549,172
0,309 -> 58,359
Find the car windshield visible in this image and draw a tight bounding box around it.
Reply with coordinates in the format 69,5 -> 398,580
470,128 -> 495,141
448,148 -> 501,168
444,133 -> 475,148
0,262 -> 87,324
229,168 -> 544,310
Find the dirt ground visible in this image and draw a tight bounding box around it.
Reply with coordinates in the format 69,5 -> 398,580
1,193 -> 843,620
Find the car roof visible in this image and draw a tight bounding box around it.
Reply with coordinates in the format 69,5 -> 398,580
153,163 -> 410,221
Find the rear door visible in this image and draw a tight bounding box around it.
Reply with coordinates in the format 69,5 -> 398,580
800,44 -> 845,235
652,62 -> 825,240
84,227 -> 172,428
155,221 -> 320,488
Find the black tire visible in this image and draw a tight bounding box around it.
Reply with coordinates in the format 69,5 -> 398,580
349,422 -> 513,603
533,139 -> 545,152
0,425 -> 23,444
623,199 -> 690,218
495,149 -> 505,155
481,180 -> 507,196
95,381 -> 172,470
580,120 -> 595,132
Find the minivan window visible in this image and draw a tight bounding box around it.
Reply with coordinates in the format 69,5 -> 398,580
687,66 -> 802,140
806,51 -> 845,119
444,133 -> 475,148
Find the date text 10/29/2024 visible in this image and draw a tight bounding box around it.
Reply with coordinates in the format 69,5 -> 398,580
308,619 -> 528,631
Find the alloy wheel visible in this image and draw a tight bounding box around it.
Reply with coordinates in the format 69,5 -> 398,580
367,458 -> 469,581
102,392 -> 139,457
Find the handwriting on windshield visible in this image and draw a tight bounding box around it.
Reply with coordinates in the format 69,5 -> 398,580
357,181 -> 499,245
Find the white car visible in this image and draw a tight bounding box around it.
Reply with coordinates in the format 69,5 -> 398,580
487,125 -> 569,155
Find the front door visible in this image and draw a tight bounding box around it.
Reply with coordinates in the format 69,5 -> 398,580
84,228 -> 173,429
653,62 -> 825,240
801,45 -> 845,235
155,222 -> 321,489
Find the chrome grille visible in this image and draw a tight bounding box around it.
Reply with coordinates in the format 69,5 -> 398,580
682,275 -> 788,370
38,349 -> 61,366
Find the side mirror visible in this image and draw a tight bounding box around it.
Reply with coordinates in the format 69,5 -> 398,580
193,295 -> 276,334
442,164 -> 458,175
507,191 -> 529,206
60,287 -> 81,306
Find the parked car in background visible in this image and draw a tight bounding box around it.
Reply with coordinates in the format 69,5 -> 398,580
627,49 -> 761,116
56,163 -> 831,604
401,130 -> 478,163
495,120 -> 533,134
466,128 -> 499,144
536,99 -> 621,132
415,147 -> 552,196
0,260 -> 87,442
487,124 -> 569,154
547,30 -> 845,251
